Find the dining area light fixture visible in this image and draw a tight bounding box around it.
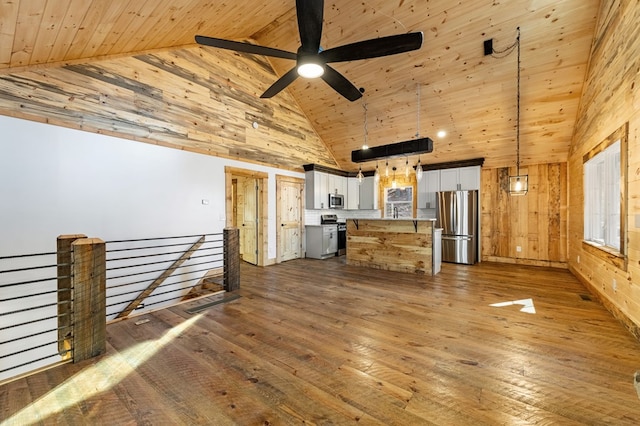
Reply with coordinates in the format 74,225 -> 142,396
508,27 -> 528,196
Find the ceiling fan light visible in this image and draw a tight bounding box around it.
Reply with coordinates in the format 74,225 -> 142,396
297,62 -> 324,78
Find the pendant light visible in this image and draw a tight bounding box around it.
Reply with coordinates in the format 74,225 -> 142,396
405,157 -> 410,178
392,167 -> 398,188
385,160 -> 389,177
356,101 -> 367,185
374,161 -> 380,183
415,84 -> 424,182
361,101 -> 369,150
509,27 -> 528,196
356,165 -> 364,184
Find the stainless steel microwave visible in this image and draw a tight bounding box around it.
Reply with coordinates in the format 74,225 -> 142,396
328,193 -> 344,209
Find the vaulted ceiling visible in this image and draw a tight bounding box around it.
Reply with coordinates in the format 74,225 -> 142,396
0,0 -> 601,172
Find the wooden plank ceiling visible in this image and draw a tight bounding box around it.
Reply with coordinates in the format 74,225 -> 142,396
0,0 -> 600,172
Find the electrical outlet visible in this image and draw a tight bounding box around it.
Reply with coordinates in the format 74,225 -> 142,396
483,39 -> 493,56
516,246 -> 522,252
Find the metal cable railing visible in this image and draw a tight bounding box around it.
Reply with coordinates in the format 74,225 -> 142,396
0,251 -> 73,381
104,233 -> 224,321
0,229 -> 238,384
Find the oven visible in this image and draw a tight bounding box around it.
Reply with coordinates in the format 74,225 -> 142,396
337,222 -> 346,256
321,214 -> 346,256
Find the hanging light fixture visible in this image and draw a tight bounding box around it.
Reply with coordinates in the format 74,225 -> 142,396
361,102 -> 369,150
392,167 -> 397,188
415,84 -> 424,182
509,27 -> 528,196
356,165 -> 364,184
405,157 -> 410,178
374,161 -> 380,183
385,160 -> 389,177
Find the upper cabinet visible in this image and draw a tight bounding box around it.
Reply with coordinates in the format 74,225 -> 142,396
439,166 -> 481,191
328,174 -> 347,197
305,164 -> 381,210
417,165 -> 481,210
417,170 -> 440,209
347,178 -> 360,210
359,176 -> 378,210
305,170 -> 329,209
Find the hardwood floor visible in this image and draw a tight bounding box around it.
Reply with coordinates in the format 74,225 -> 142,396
2,258 -> 640,425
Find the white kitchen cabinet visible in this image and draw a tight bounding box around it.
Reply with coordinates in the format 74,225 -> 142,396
305,170 -> 329,209
327,174 -> 347,197
459,166 -> 481,190
347,178 -> 359,209
359,176 -> 378,210
439,166 -> 480,191
417,170 -> 440,209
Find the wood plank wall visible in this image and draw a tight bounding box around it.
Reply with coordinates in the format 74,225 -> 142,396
0,46 -> 337,171
568,0 -> 640,337
481,163 -> 568,268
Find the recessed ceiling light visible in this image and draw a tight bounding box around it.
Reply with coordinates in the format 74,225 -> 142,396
437,130 -> 447,138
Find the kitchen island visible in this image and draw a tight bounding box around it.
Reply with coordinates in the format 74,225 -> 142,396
346,218 -> 441,275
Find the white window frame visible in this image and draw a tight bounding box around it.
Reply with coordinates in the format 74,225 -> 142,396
584,140 -> 620,250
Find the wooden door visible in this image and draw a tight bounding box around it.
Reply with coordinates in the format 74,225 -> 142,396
241,178 -> 258,265
277,176 -> 304,262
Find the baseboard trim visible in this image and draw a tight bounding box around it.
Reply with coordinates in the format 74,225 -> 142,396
482,256 -> 568,269
570,265 -> 640,341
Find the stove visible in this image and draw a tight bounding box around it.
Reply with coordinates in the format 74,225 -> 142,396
321,214 -> 346,256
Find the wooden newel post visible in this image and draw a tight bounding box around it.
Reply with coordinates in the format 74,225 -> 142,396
223,227 -> 240,292
57,234 -> 87,360
71,238 -> 107,362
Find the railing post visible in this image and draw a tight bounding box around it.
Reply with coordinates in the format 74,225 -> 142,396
57,234 -> 87,360
71,238 -> 106,362
223,227 -> 240,291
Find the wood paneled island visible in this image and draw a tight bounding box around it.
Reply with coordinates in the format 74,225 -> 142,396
346,219 -> 440,275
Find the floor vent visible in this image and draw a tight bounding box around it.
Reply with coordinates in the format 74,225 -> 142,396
580,294 -> 592,301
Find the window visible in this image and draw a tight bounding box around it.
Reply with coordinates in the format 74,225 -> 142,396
385,187 -> 413,218
584,141 -> 620,249
583,122 -> 627,256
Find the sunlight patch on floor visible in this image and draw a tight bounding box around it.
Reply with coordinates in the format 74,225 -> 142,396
4,313 -> 203,424
490,298 -> 536,314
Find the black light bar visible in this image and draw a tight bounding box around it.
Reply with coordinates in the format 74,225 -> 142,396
351,137 -> 433,163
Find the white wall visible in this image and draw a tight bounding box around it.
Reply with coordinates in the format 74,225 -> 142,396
0,115 -> 304,382
0,115 -> 303,257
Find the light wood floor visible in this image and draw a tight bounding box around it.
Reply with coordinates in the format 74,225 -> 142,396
2,258 -> 640,425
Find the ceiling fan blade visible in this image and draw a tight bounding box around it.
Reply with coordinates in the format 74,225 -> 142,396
320,32 -> 423,63
260,67 -> 299,99
296,0 -> 324,53
321,65 -> 362,102
195,35 -> 297,60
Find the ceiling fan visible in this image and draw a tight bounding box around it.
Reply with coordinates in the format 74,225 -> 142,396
195,0 -> 423,102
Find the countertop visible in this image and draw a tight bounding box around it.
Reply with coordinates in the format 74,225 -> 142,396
345,218 -> 437,221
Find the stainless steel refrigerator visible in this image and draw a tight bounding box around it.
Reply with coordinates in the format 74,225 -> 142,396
436,190 -> 478,265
